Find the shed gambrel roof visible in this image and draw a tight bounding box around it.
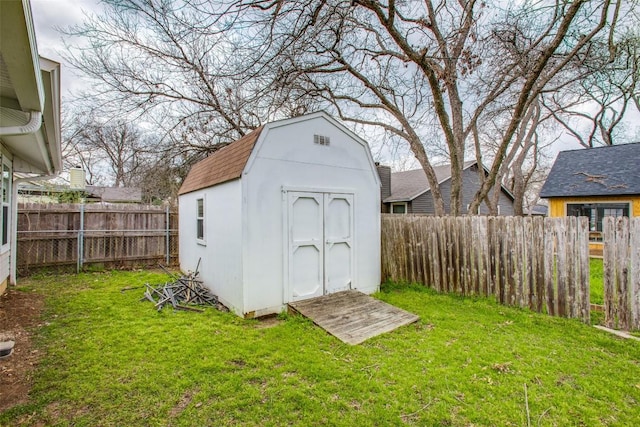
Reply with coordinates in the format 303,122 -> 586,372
539,142 -> 640,198
178,127 -> 263,195
179,112 -> 381,196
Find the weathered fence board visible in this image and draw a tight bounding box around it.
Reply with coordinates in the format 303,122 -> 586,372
603,218 -> 616,327
603,217 -> 640,330
17,203 -> 178,275
381,215 -> 590,322
576,222 -> 591,320
630,219 -> 640,329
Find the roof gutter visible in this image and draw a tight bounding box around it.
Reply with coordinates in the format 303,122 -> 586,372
0,111 -> 42,136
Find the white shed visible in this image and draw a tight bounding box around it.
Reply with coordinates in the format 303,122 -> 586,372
178,112 -> 381,317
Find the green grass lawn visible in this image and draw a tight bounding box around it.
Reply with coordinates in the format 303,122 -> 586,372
590,257 -> 604,305
2,271 -> 639,426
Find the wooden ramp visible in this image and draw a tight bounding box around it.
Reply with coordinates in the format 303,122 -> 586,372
288,290 -> 419,345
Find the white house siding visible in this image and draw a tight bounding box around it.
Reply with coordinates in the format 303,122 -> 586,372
0,150 -> 11,291
242,116 -> 381,314
179,179 -> 244,314
0,251 -> 9,292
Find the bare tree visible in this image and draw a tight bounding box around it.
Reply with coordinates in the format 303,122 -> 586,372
61,109 -> 103,185
65,111 -> 153,187
470,6 -> 638,214
229,0 -> 622,215
473,97 -> 555,216
543,27 -> 640,147
64,0 -> 631,212
63,0 -> 322,158
135,139 -> 234,204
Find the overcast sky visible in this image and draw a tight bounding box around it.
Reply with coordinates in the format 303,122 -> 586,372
31,0 -> 102,96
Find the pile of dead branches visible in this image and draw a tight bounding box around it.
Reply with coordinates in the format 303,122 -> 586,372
140,265 -> 222,313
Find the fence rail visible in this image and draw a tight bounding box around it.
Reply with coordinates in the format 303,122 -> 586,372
17,203 -> 178,275
381,215 -> 590,322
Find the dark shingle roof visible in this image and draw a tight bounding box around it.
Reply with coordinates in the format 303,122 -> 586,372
384,161 -> 475,203
526,204 -> 548,216
86,186 -> 142,203
539,143 -> 640,198
178,127 -> 263,195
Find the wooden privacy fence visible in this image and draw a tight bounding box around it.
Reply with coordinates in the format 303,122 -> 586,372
603,217 -> 640,330
17,203 -> 178,275
381,215 -> 591,322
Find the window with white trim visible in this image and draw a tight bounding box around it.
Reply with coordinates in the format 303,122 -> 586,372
1,160 -> 10,250
196,197 -> 205,243
391,202 -> 407,214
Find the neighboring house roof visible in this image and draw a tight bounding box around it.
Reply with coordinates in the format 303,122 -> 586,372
178,127 -> 263,195
86,186 -> 142,203
526,204 -> 548,216
384,161 -> 480,203
0,1 -> 62,175
539,142 -> 640,198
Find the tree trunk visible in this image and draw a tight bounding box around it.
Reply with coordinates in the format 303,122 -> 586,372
511,168 -> 526,216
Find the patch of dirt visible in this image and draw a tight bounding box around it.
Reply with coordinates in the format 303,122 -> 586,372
229,358 -> 246,367
0,288 -> 45,412
169,388 -> 199,419
253,314 -> 282,329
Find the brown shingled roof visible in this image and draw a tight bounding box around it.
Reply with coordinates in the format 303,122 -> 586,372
178,127 -> 264,195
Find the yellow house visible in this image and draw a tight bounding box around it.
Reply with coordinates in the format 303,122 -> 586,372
540,143 -> 640,256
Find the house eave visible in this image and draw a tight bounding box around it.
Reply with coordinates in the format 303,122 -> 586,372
383,196 -> 413,203
541,192 -> 640,200
0,0 -> 62,176
0,59 -> 61,175
383,189 -> 428,204
0,0 -> 44,112
39,57 -> 62,174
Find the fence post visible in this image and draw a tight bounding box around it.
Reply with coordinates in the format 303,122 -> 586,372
77,204 -> 84,273
165,205 -> 170,266
630,218 -> 640,330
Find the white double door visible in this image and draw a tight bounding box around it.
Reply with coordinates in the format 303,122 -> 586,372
287,192 -> 354,301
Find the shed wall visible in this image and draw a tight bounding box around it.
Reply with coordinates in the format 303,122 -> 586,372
242,117 -> 381,315
179,180 -> 244,314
